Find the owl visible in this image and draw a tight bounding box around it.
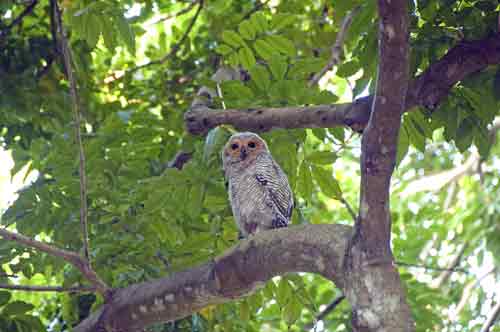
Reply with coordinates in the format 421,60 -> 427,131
222,132 -> 294,238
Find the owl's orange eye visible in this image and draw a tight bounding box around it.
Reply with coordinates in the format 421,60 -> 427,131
231,143 -> 239,150
248,142 -> 256,148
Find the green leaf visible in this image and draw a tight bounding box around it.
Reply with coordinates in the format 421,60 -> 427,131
306,151 -> 337,165
265,35 -> 296,57
269,55 -> 287,80
311,165 -> 342,199
250,12 -> 268,33
115,15 -> 136,54
329,127 -> 345,142
396,125 -> 409,166
297,161 -> 313,200
404,118 -> 426,152
474,124 -> 491,158
238,20 -> 256,40
493,67 -> 500,100
271,13 -> 296,30
85,14 -> 101,49
15,315 -> 44,331
2,301 -> 34,316
276,278 -> 292,306
238,47 -> 256,70
239,300 -> 250,321
455,118 -> 475,152
263,280 -> 276,299
221,30 -> 246,48
221,81 -> 254,101
336,60 -> 360,78
249,64 -> 270,91
254,39 -> 276,60
215,44 -> 233,55
0,291 -> 11,307
282,296 -> 302,325
101,16 -> 116,50
228,53 -> 239,67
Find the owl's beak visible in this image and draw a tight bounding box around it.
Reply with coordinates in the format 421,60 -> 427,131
240,147 -> 248,160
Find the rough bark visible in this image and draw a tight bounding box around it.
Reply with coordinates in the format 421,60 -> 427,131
184,33 -> 500,135
74,224 -> 351,332
343,1 -> 414,332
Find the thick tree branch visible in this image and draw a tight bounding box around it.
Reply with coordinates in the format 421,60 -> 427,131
185,33 -> 500,135
73,224 -> 351,332
308,6 -> 361,87
52,0 -> 90,262
0,284 -> 95,293
343,1 -> 414,331
0,227 -> 110,297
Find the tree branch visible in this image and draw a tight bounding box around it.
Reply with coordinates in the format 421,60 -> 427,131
52,0 -> 90,262
0,284 -> 95,293
308,6 -> 361,87
480,300 -> 500,332
395,261 -> 469,274
184,33 -> 500,135
400,152 -> 479,197
304,294 -> 346,330
343,1 -> 414,331
0,227 -> 110,297
147,0 -> 198,26
454,267 -> 497,318
73,224 -> 351,332
125,0 -> 203,77
430,243 -> 468,288
0,0 -> 38,40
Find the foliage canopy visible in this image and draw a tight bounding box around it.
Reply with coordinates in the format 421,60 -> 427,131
0,0 -> 500,331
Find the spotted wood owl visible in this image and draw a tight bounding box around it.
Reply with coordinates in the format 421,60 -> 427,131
222,132 -> 294,237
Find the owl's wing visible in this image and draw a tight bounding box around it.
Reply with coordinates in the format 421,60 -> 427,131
255,157 -> 294,227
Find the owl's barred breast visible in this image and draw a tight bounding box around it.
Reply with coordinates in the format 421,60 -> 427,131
228,159 -> 276,236
222,132 -> 293,237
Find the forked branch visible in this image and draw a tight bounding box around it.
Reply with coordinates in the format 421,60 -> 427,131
0,227 -> 110,296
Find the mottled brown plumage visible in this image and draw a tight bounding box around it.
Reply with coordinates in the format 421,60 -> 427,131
222,132 -> 294,237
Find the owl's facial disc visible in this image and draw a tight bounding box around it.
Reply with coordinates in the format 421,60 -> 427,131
240,146 -> 248,160
224,133 -> 268,165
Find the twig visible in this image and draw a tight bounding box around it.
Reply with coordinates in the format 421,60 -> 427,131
166,151 -> 193,170
36,0 -> 59,79
242,0 -> 270,20
52,0 -> 90,262
395,261 -> 470,274
0,284 -> 95,293
431,243 -> 468,288
0,227 -> 110,297
147,0 -> 198,26
0,0 -> 38,40
308,5 -> 361,87
124,0 -> 203,77
339,197 -> 357,222
400,152 -> 479,197
304,294 -> 346,330
0,273 -> 18,278
480,300 -> 500,332
454,267 -> 497,318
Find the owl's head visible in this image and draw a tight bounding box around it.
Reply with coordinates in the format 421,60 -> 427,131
222,132 -> 269,167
